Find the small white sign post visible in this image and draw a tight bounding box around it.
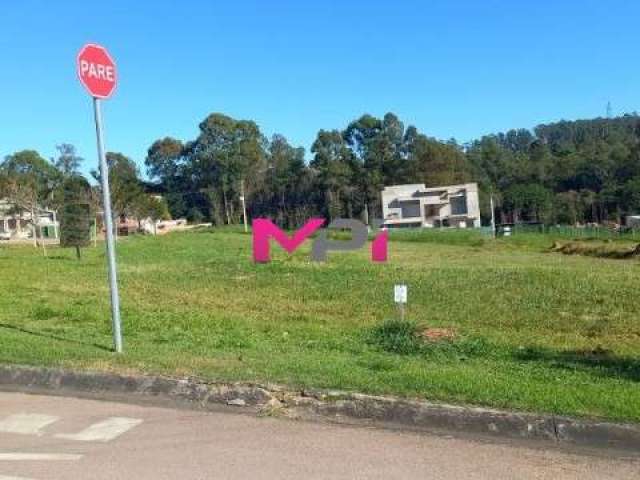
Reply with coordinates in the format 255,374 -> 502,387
394,284 -> 408,321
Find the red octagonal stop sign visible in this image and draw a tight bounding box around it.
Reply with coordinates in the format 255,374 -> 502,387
77,43 -> 117,99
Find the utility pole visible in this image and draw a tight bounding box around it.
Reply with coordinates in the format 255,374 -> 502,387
31,208 -> 37,248
490,193 -> 496,238
52,210 -> 58,241
240,179 -> 248,233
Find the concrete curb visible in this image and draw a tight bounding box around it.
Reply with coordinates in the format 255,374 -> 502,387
0,364 -> 638,451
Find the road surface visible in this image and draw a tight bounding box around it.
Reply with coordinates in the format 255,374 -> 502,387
0,392 -> 637,479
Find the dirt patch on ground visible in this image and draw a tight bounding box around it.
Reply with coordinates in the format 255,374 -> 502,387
420,327 -> 457,342
551,241 -> 640,259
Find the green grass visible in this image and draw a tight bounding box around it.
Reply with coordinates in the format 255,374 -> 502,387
1,228 -> 639,422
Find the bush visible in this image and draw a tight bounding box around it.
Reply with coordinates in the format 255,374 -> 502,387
368,319 -> 423,355
187,207 -> 205,224
368,319 -> 493,359
59,175 -> 92,259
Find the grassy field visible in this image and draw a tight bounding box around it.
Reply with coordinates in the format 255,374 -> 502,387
1,228 -> 639,421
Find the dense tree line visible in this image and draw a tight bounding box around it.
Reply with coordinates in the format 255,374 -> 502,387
146,112 -> 640,227
145,112 -> 471,227
467,115 -> 640,224
3,112 -> 640,233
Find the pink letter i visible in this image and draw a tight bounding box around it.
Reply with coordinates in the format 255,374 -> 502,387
371,229 -> 388,262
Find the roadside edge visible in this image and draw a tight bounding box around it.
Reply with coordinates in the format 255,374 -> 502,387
0,364 -> 637,451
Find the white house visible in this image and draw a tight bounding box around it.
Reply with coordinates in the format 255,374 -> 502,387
381,183 -> 481,229
627,215 -> 640,229
0,199 -> 58,240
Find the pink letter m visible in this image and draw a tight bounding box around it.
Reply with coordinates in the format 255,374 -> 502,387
252,218 -> 325,262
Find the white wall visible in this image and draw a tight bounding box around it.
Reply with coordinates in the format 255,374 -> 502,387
381,182 -> 481,227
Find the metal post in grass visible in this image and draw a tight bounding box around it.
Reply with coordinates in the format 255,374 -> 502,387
490,194 -> 496,238
93,98 -> 123,353
240,179 -> 248,233
77,44 -> 123,353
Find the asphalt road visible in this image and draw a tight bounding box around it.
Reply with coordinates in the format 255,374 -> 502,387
0,392 -> 637,479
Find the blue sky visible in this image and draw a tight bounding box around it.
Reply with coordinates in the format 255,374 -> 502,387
1,0 -> 639,178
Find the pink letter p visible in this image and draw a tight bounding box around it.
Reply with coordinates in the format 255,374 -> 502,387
253,218 -> 325,262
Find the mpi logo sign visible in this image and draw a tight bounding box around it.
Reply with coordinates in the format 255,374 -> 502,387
253,218 -> 388,263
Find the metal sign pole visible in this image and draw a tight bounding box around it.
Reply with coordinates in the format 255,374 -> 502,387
93,97 -> 123,353
490,193 -> 496,238
240,179 -> 248,233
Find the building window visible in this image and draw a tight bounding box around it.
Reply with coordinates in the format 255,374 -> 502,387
400,200 -> 421,219
450,194 -> 468,215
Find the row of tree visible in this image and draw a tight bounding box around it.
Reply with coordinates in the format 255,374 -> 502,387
0,146 -> 169,255
467,115 -> 640,224
145,112 -> 472,228
146,112 -> 640,227
3,112 -> 640,237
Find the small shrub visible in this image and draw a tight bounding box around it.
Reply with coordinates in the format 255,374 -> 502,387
368,319 -> 493,360
368,319 -> 423,355
31,305 -> 58,321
